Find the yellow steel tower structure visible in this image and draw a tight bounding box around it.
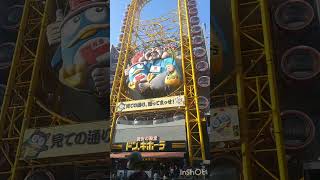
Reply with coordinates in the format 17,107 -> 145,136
0,0 -> 52,179
110,0 -> 206,165
212,0 -> 288,179
0,0 -> 110,179
0,0 -> 51,179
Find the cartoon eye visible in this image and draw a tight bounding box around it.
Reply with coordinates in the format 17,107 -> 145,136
38,137 -> 45,145
136,64 -> 143,68
145,52 -> 151,58
85,6 -> 107,23
212,119 -> 221,128
62,15 -> 81,38
73,16 -> 80,23
32,135 -> 39,143
129,67 -> 135,74
96,7 -> 104,12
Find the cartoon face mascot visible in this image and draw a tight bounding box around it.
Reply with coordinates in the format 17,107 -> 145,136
21,130 -> 50,160
126,52 -> 149,92
144,47 -> 181,90
47,0 -> 109,97
125,47 -> 181,98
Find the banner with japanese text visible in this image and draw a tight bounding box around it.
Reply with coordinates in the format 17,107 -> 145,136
20,121 -> 110,160
116,95 -> 185,112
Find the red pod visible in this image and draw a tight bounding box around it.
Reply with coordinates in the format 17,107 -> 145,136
198,76 -> 210,88
273,110 -> 316,150
275,0 -> 314,31
190,16 -> 200,25
198,96 -> 209,110
189,7 -> 198,16
188,0 -> 197,7
192,36 -> 204,47
196,61 -> 209,72
191,25 -> 202,36
194,47 -> 207,59
281,46 -> 320,81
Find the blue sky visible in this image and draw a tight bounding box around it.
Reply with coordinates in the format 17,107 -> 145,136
110,0 -> 210,46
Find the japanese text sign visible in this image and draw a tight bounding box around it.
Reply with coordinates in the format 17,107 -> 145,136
21,121 -> 110,160
116,95 -> 185,112
125,141 -> 166,152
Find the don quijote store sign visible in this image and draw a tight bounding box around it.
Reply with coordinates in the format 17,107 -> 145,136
20,121 -> 110,160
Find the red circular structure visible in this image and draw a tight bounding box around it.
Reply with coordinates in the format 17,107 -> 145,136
196,61 -> 209,72
191,25 -> 202,36
194,47 -> 206,59
281,46 -> 320,80
189,7 -> 198,16
198,76 -> 210,88
280,110 -> 315,150
188,0 -> 197,7
193,36 -> 204,47
190,16 -> 200,25
275,0 -> 314,31
198,96 -> 209,110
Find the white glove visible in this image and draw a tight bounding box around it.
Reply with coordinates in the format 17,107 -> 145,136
46,9 -> 63,46
91,67 -> 109,97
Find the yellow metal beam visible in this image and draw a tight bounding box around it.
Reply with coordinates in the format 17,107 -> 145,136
213,0 -> 288,179
231,0 -> 252,179
228,0 -> 289,179
110,0 -> 139,144
260,0 -> 288,179
10,0 -> 50,179
178,0 -> 206,164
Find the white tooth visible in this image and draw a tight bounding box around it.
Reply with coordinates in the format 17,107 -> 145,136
97,52 -> 109,63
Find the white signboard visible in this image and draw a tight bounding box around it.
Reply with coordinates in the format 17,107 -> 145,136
209,106 -> 240,142
21,121 -> 110,160
116,95 -> 185,112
